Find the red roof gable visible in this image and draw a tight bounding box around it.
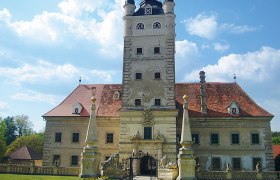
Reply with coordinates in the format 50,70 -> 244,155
43,83 -> 272,118
273,145 -> 280,158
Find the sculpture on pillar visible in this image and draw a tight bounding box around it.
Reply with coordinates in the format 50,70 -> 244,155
176,94 -> 196,180
80,87 -> 101,178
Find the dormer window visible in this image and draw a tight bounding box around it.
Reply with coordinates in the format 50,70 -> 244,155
228,102 -> 240,115
145,7 -> 152,15
113,90 -> 121,100
72,102 -> 83,114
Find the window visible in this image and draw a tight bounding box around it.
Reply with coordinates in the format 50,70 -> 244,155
55,133 -> 62,143
154,47 -> 160,54
72,133 -> 79,143
192,134 -> 200,144
144,127 -> 152,140
53,155 -> 60,166
74,108 -> 79,114
135,99 -> 141,106
71,155 -> 78,166
153,22 -> 161,29
231,133 -> 240,144
145,8 -> 152,15
211,133 -> 219,144
135,73 -> 142,80
154,72 -> 161,79
232,108 -> 237,114
212,157 -> 221,170
232,158 -> 241,170
136,23 -> 144,29
252,158 -> 261,170
251,133 -> 260,144
137,47 -> 143,54
155,99 -> 161,106
106,133 -> 114,143
176,134 -> 181,144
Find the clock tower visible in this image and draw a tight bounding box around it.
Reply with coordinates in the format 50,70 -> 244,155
120,0 -> 177,171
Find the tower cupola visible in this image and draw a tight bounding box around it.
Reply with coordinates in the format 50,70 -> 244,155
134,0 -> 164,16
124,0 -> 136,16
163,0 -> 175,14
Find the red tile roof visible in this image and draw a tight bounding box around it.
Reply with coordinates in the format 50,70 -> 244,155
8,146 -> 42,160
273,145 -> 280,158
43,83 -> 272,118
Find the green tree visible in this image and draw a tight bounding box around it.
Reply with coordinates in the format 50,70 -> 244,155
273,136 -> 280,145
14,115 -> 34,137
3,116 -> 17,145
5,133 -> 44,156
272,131 -> 280,137
0,139 -> 7,162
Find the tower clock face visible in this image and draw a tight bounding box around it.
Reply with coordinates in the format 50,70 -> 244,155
145,7 -> 152,15
136,23 -> 144,29
153,22 -> 161,29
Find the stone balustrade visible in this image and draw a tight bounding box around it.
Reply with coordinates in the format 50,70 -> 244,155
0,164 -> 80,176
196,171 -> 280,180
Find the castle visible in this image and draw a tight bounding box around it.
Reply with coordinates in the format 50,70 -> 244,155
42,0 -> 274,174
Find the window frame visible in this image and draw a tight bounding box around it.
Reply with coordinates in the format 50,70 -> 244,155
106,133 -> 114,144
154,72 -> 161,79
231,133 -> 240,145
135,99 -> 142,106
136,47 -> 143,54
71,155 -> 79,166
135,73 -> 142,80
144,127 -> 152,140
211,133 -> 219,145
251,133 -> 260,144
154,47 -> 160,54
155,98 -> 161,106
72,133 -> 80,143
192,134 -> 200,145
55,132 -> 62,143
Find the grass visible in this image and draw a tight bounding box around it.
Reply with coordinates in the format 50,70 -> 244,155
0,174 -> 80,180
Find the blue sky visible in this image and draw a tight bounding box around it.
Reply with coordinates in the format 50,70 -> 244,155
0,0 -> 279,132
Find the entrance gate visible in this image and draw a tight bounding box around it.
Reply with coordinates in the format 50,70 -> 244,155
140,155 -> 157,176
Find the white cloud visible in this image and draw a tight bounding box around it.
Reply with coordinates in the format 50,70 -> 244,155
0,0 -> 124,56
220,23 -> 256,34
91,70 -> 113,83
11,90 -> 63,105
0,8 -> 11,23
0,101 -> 9,110
185,46 -> 280,82
176,40 -> 198,58
183,14 -> 218,39
183,13 -> 256,39
213,42 -> 230,52
0,60 -> 80,85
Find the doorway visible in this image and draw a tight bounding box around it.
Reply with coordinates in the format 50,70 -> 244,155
140,155 -> 157,176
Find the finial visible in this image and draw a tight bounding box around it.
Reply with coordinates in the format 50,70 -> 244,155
91,87 -> 97,104
183,94 -> 188,103
79,76 -> 81,85
234,74 -> 237,84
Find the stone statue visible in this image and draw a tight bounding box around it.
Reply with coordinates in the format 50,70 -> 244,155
155,130 -> 165,141
159,156 -> 177,169
226,163 -> 231,172
130,130 -> 141,140
256,161 -> 261,172
101,153 -> 119,170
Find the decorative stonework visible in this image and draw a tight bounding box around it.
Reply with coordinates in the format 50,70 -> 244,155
155,130 -> 165,141
130,130 -> 142,140
143,109 -> 154,126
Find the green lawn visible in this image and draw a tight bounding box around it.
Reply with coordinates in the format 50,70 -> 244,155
0,174 -> 81,180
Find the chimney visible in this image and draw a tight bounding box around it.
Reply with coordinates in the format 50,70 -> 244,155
199,71 -> 207,114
